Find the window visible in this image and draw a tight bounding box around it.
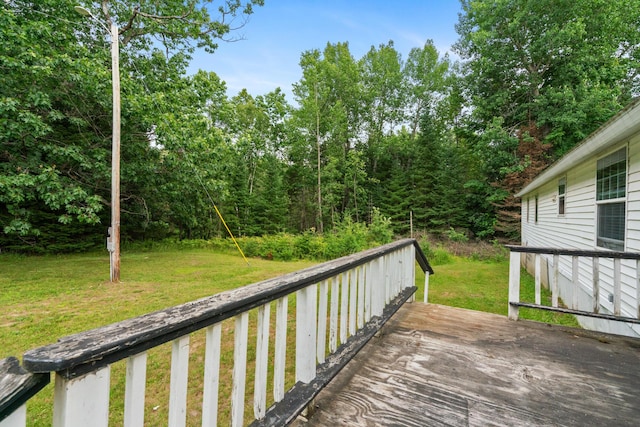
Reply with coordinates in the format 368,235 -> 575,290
558,177 -> 566,215
596,147 -> 626,250
535,195 -> 538,223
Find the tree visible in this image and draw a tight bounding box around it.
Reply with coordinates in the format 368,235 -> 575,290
360,41 -> 405,145
1,1 -> 111,250
455,0 -> 640,238
403,41 -> 450,139
221,88 -> 291,236
293,42 -> 365,232
456,0 -> 640,151
0,0 -> 263,251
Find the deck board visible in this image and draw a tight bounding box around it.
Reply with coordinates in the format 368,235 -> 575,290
294,303 -> 640,426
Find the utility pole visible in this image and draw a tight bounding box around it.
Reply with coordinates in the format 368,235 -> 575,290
75,6 -> 121,282
109,20 -> 121,282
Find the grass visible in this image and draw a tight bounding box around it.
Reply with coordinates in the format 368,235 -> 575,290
0,244 -> 579,425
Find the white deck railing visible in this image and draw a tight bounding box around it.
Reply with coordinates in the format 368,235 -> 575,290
506,245 -> 640,325
0,239 -> 432,427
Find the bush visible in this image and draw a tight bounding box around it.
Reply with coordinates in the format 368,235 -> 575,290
367,208 -> 393,244
445,227 -> 469,243
325,217 -> 368,259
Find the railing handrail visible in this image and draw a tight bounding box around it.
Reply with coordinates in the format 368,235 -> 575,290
0,357 -> 49,423
505,245 -> 640,260
23,238 -> 431,378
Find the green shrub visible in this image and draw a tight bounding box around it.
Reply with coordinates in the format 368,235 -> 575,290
154,212 -> 394,262
445,227 -> 469,243
294,231 -> 327,260
325,217 -> 368,259
367,208 -> 393,244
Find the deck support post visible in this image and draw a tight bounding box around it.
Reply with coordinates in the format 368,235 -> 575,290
508,251 -> 521,320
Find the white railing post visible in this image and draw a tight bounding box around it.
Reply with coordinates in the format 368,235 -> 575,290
1,405 -> 26,427
340,273 -> 348,344
552,254 -> 559,307
369,259 -> 381,317
202,324 -> 222,427
393,251 -> 399,298
403,247 -> 412,301
364,262 -> 372,322
124,352 -> 147,427
317,280 -> 328,364
168,336 -> 190,427
53,367 -> 110,427
424,271 -> 430,304
231,312 -> 249,427
592,258 -> 600,314
254,303 -> 270,420
613,258 -> 621,316
384,254 -> 391,305
572,256 -> 579,309
508,251 -> 521,320
273,296 -> 288,403
357,266 -> 365,328
349,268 -> 357,336
329,277 -> 339,352
296,284 -> 317,383
534,254 -> 541,305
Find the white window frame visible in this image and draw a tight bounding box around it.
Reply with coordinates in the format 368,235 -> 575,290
595,146 -> 627,251
558,177 -> 566,216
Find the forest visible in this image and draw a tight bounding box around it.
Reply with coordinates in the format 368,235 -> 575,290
1,0 -> 640,253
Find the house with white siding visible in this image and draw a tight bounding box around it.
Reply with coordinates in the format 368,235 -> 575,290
516,98 -> 640,338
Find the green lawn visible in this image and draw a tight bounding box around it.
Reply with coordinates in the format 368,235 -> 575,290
0,246 -> 577,425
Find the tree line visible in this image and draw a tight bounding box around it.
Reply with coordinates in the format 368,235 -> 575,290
1,0 -> 639,253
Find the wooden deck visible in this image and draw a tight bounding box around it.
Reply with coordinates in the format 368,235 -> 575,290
294,303 -> 640,426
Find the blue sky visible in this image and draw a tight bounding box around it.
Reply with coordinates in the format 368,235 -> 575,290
189,1 -> 462,102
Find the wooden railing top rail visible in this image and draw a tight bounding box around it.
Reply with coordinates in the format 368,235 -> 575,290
23,238 -> 431,379
0,357 -> 49,423
505,245 -> 640,260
